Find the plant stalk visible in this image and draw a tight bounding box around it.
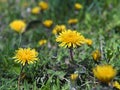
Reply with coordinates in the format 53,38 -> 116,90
18,65 -> 25,90
69,48 -> 74,61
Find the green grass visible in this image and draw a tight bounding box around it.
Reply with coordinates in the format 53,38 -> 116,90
0,0 -> 120,90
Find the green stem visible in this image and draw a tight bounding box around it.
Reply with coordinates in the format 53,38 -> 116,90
69,48 -> 74,61
18,33 -> 22,47
18,65 -> 25,90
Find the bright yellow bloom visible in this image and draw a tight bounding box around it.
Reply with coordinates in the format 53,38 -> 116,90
113,81 -> 120,89
43,20 -> 53,28
9,20 -> 26,33
93,65 -> 116,83
13,48 -> 38,65
38,39 -> 47,46
39,1 -> 48,10
68,19 -> 78,24
85,39 -> 93,46
74,3 -> 83,10
56,30 -> 86,48
92,50 -> 101,61
31,6 -> 41,14
70,73 -> 78,81
52,25 -> 66,35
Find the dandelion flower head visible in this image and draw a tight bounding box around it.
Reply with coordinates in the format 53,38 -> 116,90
85,39 -> 93,46
68,18 -> 78,24
31,6 -> 41,14
70,73 -> 78,81
52,25 -> 66,35
92,50 -> 101,61
75,3 -> 83,10
13,48 -> 38,65
56,30 -> 86,48
39,1 -> 48,10
10,20 -> 26,33
38,39 -> 47,46
93,65 -> 116,83
43,20 -> 53,28
113,81 -> 120,89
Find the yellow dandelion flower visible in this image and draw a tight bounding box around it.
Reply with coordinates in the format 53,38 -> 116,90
13,48 -> 38,66
43,20 -> 53,28
31,6 -> 41,14
68,19 -> 78,24
52,25 -> 66,35
70,73 -> 78,81
92,50 -> 101,61
74,3 -> 83,10
85,39 -> 93,46
38,39 -> 47,46
56,30 -> 86,48
39,1 -> 48,10
113,81 -> 120,89
93,65 -> 116,83
9,20 -> 26,33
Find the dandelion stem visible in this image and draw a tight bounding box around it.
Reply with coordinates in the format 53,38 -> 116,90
69,48 -> 74,61
18,33 -> 22,47
18,65 -> 25,90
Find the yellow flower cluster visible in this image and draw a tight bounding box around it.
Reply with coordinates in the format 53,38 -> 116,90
39,1 -> 48,10
52,25 -> 66,35
43,20 -> 53,28
13,48 -> 38,65
70,73 -> 78,81
92,50 -> 101,61
85,39 -> 93,46
93,65 -> 116,83
56,30 -> 86,48
38,39 -> 47,46
31,1 -> 48,15
68,19 -> 78,24
74,3 -> 83,10
31,6 -> 41,14
9,20 -> 26,33
113,81 -> 120,89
